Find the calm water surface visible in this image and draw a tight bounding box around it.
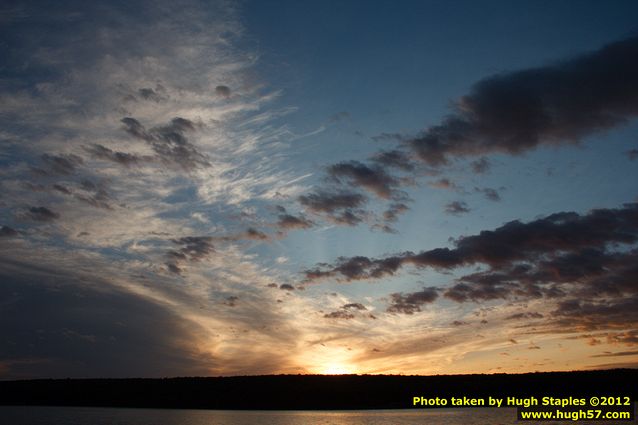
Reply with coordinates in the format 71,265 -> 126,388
1,406 -> 635,425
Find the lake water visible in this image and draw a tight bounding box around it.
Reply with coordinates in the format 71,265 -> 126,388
1,405 -> 635,425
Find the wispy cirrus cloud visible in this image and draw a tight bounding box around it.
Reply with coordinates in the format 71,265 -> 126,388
0,0 -> 322,378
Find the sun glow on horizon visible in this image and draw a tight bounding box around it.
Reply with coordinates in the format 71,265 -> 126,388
318,363 -> 358,375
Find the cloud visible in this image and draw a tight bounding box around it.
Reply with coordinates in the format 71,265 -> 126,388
276,213 -> 314,230
429,178 -> 458,190
371,150 -> 414,171
300,36 -> 638,212
322,301 -> 369,320
371,132 -> 405,143
444,247 -> 638,303
328,160 -> 400,199
0,226 -> 19,237
305,203 -> 638,283
323,310 -> 355,320
382,202 -> 409,224
223,295 -> 239,307
0,0 -> 322,378
169,236 -> 215,262
550,298 -> 638,332
298,191 -> 366,213
138,86 -> 168,103
166,236 -> 214,274
591,350 -> 638,358
71,180 -> 113,210
475,187 -> 501,201
444,201 -> 470,215
506,312 -> 544,320
38,154 -> 84,175
408,36 -> 638,165
83,144 -> 146,167
244,227 -> 269,240
121,117 -> 209,171
215,85 -> 231,98
470,157 -> 491,174
0,258 -> 215,379
298,190 -> 368,226
24,206 -> 60,222
626,149 -> 638,161
342,303 -> 367,310
386,287 -> 439,315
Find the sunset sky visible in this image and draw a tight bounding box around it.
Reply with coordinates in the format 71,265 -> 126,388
1,0 -> 638,379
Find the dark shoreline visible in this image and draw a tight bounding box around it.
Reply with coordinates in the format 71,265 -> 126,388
1,369 -> 636,410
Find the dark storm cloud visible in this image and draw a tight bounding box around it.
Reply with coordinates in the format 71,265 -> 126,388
298,190 -> 368,226
445,201 -> 470,215
305,203 -> 638,282
24,206 -> 59,222
409,36 -> 638,166
121,117 -> 209,170
626,149 -> 638,161
276,213 -> 314,230
0,258 -> 214,379
328,160 -> 400,199
215,85 -> 231,98
84,144 -> 146,167
371,150 -> 414,171
386,287 -> 439,315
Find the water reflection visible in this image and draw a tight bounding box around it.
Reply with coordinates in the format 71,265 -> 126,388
1,406 -> 635,425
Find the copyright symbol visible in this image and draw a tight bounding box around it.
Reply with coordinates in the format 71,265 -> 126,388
590,396 -> 599,406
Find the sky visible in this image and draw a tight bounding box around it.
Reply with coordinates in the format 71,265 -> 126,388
0,0 -> 637,379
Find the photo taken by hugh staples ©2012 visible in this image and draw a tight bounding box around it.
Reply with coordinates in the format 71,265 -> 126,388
0,0 -> 637,380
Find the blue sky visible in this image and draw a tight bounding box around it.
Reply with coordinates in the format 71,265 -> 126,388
1,0 -> 637,378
